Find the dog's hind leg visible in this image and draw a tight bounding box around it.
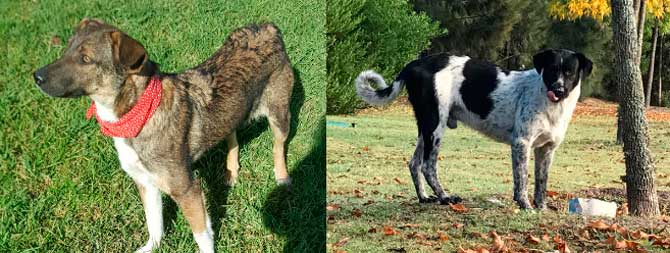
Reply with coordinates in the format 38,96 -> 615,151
224,132 -> 240,186
421,122 -> 461,205
265,63 -> 293,186
533,143 -> 556,210
409,134 -> 433,203
268,114 -> 291,186
134,181 -> 163,253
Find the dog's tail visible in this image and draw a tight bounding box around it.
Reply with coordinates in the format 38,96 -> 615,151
355,70 -> 404,106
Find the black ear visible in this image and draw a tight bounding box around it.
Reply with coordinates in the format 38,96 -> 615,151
576,53 -> 593,78
533,50 -> 555,75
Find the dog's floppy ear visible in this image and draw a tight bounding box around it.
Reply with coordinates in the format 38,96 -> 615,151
532,50 -> 555,75
109,31 -> 147,74
76,18 -> 106,33
576,53 -> 593,78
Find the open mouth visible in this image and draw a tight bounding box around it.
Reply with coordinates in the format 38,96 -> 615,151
547,90 -> 560,102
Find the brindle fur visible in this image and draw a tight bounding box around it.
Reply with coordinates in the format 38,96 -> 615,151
34,18 -> 293,252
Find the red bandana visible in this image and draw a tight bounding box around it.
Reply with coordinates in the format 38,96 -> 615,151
86,76 -> 162,138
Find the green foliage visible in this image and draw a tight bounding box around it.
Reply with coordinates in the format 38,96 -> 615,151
326,0 -> 442,114
0,0 -> 325,252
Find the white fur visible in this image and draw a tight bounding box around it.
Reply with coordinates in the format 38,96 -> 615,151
433,56 -> 579,147
194,231 -> 215,253
93,100 -> 165,252
355,70 -> 403,105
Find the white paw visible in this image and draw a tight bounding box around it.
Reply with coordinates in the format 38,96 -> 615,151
135,240 -> 158,253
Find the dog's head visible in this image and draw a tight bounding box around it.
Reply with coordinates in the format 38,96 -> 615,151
33,18 -> 153,98
533,49 -> 592,103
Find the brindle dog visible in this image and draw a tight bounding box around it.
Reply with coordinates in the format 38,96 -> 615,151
33,18 -> 294,253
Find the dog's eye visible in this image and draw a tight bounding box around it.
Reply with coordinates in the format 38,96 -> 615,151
82,55 -> 91,63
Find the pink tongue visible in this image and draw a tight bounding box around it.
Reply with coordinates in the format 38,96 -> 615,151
547,91 -> 559,102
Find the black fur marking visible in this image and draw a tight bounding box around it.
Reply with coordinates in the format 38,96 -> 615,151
459,59 -> 500,119
375,79 -> 394,97
398,53 -> 451,160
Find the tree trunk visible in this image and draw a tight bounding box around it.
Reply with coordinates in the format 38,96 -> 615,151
658,34 -> 663,106
636,0 -> 646,64
645,23 -> 658,107
618,0 -> 646,144
611,0 -> 660,217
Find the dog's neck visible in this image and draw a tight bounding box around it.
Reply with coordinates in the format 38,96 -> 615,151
91,62 -> 159,122
91,74 -> 155,122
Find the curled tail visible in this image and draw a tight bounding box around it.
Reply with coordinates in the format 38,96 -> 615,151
355,70 -> 404,106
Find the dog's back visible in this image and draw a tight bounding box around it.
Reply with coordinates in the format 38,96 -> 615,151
176,23 -> 293,155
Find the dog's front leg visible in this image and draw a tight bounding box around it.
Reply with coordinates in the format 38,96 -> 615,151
169,178 -> 214,253
511,139 -> 532,209
533,143 -> 556,210
134,181 -> 164,253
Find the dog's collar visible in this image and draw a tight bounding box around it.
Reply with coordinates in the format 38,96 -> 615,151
86,76 -> 162,138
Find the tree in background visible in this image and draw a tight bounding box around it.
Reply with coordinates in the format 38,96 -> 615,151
326,0 -> 442,114
610,0 -> 660,217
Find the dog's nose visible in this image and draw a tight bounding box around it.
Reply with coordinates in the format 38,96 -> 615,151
33,70 -> 46,85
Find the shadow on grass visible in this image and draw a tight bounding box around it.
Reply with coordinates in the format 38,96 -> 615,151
262,122 -> 325,252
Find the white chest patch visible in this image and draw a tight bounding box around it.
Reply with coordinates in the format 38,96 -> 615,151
93,99 -> 155,187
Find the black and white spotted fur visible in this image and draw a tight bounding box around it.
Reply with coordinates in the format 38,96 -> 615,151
355,49 -> 592,209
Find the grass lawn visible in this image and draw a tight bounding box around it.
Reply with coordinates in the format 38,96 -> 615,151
0,0 -> 325,252
327,99 -> 670,252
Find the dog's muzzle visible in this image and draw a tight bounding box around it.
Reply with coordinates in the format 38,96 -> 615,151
547,84 -> 565,103
33,67 -> 47,87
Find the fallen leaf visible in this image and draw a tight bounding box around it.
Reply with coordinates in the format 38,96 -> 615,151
383,226 -> 399,236
546,191 -> 559,197
51,36 -> 62,46
326,203 -> 340,211
526,234 -> 541,244
555,241 -> 571,253
586,220 -> 610,230
362,146 -> 369,152
553,234 -> 563,244
333,237 -> 350,247
542,233 -> 551,242
351,209 -> 362,217
437,232 -> 449,241
363,199 -> 375,206
606,236 -> 627,250
449,203 -> 468,213
609,223 -> 627,235
453,223 -> 464,229
630,230 -> 651,240
489,231 -> 506,252
393,177 -> 405,184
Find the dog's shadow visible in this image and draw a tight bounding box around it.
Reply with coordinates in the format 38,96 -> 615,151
161,69 -> 317,250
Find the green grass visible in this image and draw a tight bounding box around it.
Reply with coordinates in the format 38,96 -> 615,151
327,102 -> 670,252
0,0 -> 325,252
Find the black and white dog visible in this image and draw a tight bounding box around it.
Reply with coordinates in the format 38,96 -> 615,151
355,49 -> 592,209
